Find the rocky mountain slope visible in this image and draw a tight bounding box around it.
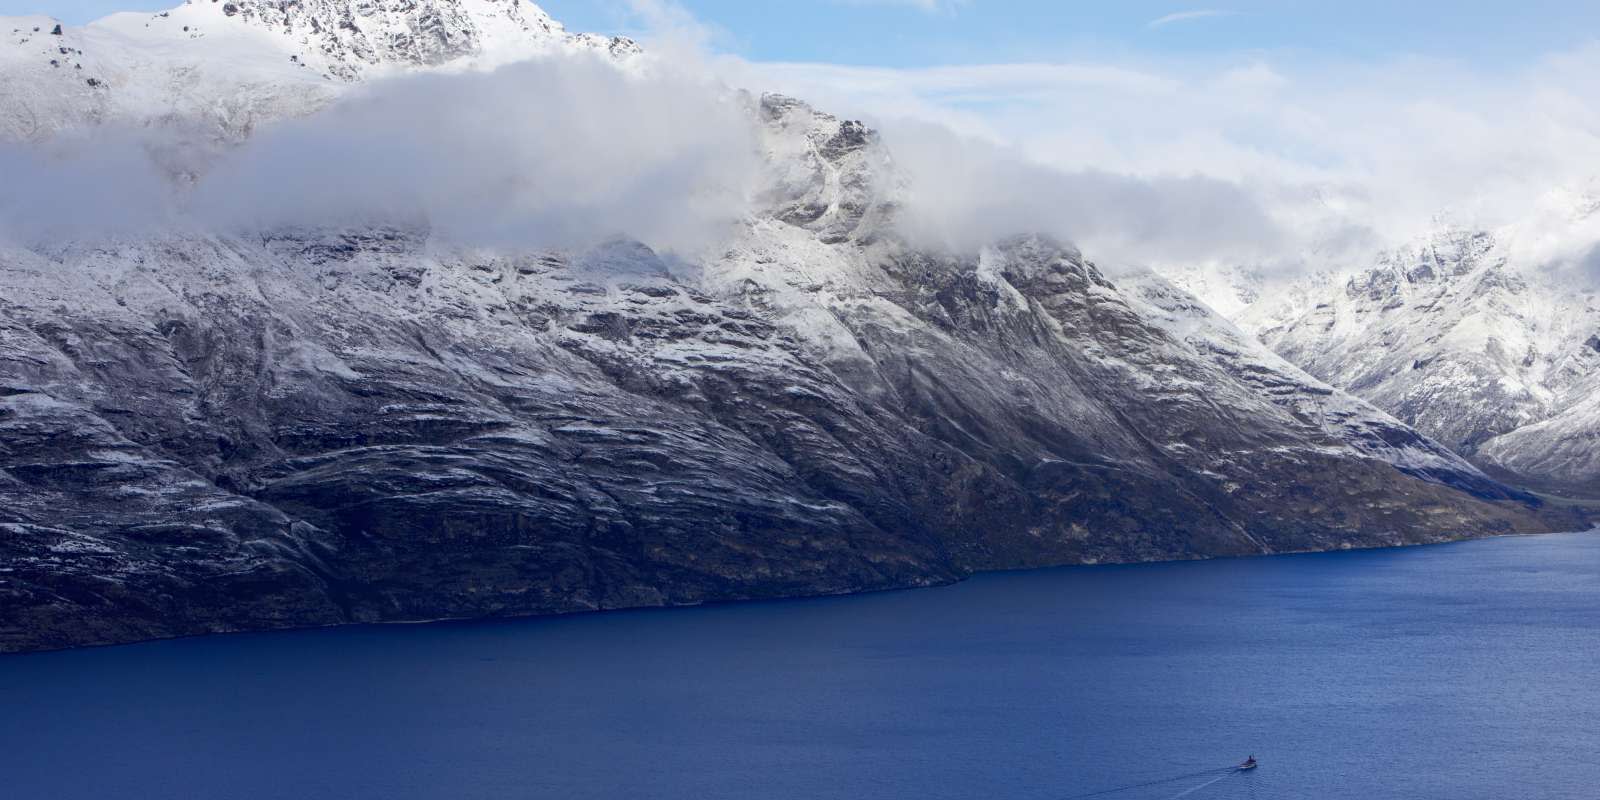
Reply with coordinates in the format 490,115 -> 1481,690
1226,222 -> 1600,495
0,1 -> 1581,652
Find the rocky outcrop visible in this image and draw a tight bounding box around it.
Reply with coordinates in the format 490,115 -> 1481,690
204,0 -> 639,80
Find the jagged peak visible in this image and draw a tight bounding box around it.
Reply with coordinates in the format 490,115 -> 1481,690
1353,223 -> 1498,293
83,0 -> 639,81
759,93 -> 877,157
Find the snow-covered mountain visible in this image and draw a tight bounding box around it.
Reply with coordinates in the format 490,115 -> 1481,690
0,0 -> 636,142
0,0 -> 1582,652
1222,217 -> 1600,495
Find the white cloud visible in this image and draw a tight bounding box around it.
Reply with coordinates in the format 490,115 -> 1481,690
199,53 -> 760,253
0,51 -> 761,254
1147,9 -> 1236,28
0,129 -> 179,244
621,0 -> 723,61
882,121 -> 1285,264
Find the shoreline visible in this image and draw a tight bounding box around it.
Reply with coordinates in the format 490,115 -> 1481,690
6,525 -> 1596,659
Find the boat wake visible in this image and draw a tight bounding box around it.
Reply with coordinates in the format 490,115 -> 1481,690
1064,759 -> 1257,799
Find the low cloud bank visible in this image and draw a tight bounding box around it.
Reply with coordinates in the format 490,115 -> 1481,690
200,55 -> 759,253
1,52 -> 761,255
883,121 -> 1286,266
0,130 -> 181,244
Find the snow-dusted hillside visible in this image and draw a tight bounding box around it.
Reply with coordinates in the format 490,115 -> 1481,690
0,0 -> 1581,652
1228,220 -> 1600,493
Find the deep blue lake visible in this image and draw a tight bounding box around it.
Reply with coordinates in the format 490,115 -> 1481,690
4,532 -> 1599,799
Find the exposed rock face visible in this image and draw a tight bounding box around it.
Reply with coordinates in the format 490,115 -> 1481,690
201,0 -> 639,79
0,3 -> 1583,653
0,0 -> 635,143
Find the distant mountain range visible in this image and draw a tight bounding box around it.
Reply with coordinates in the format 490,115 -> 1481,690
1169,202 -> 1600,497
0,0 -> 1588,653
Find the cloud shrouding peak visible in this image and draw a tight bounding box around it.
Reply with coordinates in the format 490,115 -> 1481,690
8,0 -> 1600,287
0,51 -> 762,254
734,42 -> 1600,275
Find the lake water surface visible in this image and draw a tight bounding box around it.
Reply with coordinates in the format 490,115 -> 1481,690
4,532 -> 1599,799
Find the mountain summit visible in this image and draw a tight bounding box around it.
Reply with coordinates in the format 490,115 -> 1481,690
0,0 -> 636,141
167,0 -> 640,79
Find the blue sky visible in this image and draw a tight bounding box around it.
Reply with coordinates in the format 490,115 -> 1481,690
13,0 -> 1600,67
548,0 -> 1600,67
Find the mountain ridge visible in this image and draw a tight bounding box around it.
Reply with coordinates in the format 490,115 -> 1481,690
0,0 -> 1585,654
1218,220 -> 1600,495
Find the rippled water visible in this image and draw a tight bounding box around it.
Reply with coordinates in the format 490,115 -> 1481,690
4,532 -> 1598,799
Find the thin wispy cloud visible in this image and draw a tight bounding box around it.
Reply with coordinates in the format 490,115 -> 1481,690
832,0 -> 969,15
1147,9 -> 1235,28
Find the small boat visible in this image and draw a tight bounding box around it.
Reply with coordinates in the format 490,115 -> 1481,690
1238,756 -> 1258,771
